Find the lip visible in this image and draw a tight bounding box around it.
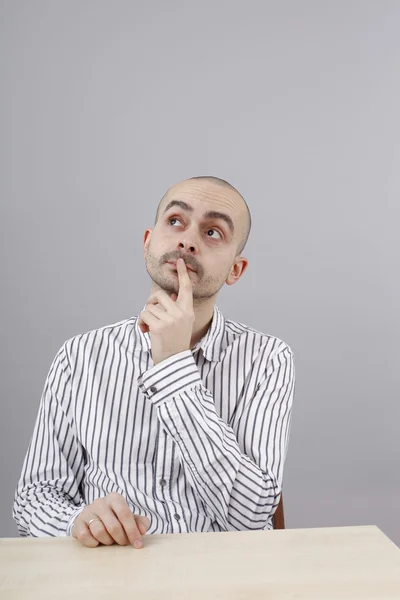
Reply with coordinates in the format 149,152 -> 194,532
166,261 -> 196,273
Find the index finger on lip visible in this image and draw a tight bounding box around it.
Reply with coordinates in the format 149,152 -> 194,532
177,258 -> 193,301
177,259 -> 193,289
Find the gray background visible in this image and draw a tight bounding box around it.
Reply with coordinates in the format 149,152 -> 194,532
1,1 -> 399,545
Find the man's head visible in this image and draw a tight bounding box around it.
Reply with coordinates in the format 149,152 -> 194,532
144,176 -> 250,302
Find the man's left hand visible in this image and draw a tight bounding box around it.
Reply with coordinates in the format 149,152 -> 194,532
138,258 -> 195,365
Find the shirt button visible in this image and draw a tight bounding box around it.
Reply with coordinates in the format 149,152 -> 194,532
159,479 -> 167,487
174,513 -> 181,521
150,386 -> 157,394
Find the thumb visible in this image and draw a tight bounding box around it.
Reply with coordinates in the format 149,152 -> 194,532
136,515 -> 151,535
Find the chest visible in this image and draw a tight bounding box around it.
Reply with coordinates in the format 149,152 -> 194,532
69,346 -> 250,466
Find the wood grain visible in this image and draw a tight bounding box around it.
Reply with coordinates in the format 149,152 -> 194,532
1,525 -> 400,599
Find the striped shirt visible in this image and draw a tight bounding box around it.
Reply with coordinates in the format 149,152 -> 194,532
13,305 -> 295,537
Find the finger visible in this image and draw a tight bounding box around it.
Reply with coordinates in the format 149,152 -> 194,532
97,509 -> 130,546
72,521 -> 100,548
170,293 -> 178,302
136,515 -> 151,535
138,316 -> 149,333
145,303 -> 172,321
87,517 -> 115,546
146,290 -> 177,313
111,498 -> 144,548
139,310 -> 160,331
177,258 -> 193,307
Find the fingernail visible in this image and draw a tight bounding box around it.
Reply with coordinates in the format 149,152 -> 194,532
134,540 -> 143,549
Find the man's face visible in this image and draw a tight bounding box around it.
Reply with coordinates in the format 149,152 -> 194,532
144,180 -> 248,301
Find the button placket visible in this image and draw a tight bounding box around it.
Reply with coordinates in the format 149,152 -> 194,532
155,431 -> 173,502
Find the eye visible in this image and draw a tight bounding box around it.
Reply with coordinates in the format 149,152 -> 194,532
206,228 -> 222,239
169,217 -> 182,227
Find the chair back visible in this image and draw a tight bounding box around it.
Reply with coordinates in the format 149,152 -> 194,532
272,494 -> 285,529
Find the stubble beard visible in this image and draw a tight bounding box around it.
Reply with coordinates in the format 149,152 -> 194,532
145,250 -> 225,303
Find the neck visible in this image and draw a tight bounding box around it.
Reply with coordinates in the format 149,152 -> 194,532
190,295 -> 216,347
149,283 -> 216,348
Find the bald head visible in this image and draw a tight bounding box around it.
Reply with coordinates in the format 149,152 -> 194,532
155,176 -> 251,254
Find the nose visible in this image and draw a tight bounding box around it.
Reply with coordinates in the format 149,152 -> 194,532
177,239 -> 197,254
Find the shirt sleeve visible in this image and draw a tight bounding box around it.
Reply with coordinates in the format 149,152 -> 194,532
138,345 -> 295,531
12,344 -> 86,537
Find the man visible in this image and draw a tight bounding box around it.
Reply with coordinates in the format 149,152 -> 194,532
13,176 -> 295,549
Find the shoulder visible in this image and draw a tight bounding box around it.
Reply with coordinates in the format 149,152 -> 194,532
224,316 -> 294,363
59,315 -> 137,366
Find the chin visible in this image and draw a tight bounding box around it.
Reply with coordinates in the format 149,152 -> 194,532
154,276 -> 179,295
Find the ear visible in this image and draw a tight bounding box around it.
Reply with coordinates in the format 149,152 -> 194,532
225,256 -> 249,286
143,229 -> 152,258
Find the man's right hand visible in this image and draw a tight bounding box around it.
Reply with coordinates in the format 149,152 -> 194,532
71,492 -> 150,548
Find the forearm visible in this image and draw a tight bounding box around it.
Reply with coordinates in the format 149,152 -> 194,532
13,438 -> 86,536
139,349 -> 294,531
157,387 -> 280,530
13,480 -> 85,537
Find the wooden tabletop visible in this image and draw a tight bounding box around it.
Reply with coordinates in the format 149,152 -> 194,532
1,525 -> 400,599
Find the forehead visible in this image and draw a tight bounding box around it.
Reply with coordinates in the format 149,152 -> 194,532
160,180 -> 245,220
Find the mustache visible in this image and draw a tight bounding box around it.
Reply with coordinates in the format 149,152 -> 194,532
161,251 -> 203,277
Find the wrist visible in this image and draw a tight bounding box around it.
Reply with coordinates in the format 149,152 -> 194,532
67,505 -> 86,536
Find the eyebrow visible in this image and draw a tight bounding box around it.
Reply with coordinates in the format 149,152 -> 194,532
163,201 -> 234,234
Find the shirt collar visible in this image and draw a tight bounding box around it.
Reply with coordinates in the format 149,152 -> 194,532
134,304 -> 226,362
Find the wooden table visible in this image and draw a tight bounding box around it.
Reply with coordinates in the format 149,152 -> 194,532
1,525 -> 400,599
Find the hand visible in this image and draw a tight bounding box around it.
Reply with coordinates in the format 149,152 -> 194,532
138,258 -> 195,365
71,492 -> 150,548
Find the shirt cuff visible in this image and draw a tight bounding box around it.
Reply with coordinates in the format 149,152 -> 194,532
66,505 -> 86,536
137,350 -> 202,407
